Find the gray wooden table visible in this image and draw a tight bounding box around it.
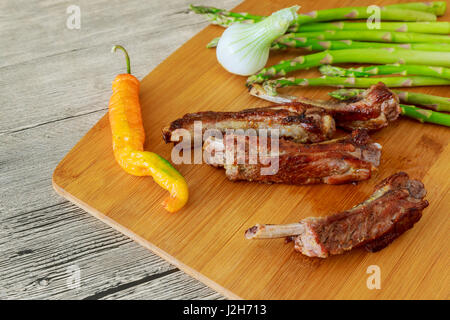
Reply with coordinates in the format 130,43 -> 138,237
0,0 -> 240,300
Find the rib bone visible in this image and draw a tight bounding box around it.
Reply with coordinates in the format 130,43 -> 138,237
245,172 -> 428,258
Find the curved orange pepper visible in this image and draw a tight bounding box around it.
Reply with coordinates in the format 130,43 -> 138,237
108,45 -> 188,212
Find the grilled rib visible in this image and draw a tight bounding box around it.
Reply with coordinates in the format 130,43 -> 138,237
203,129 -> 381,185
245,172 -> 428,258
162,105 -> 335,144
249,82 -> 401,131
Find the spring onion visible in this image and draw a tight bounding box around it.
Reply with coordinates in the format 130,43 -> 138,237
216,6 -> 299,76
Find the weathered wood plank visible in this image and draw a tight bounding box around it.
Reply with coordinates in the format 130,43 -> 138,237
1,0 -> 238,133
0,0 -> 239,299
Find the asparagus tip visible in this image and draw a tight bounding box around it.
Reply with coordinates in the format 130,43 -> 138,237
206,37 -> 220,48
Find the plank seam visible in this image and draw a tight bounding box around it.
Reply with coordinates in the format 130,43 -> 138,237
82,268 -> 179,300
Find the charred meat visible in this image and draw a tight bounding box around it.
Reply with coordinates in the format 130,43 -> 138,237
203,129 -> 381,185
162,105 -> 335,144
245,172 -> 428,258
249,82 -> 401,131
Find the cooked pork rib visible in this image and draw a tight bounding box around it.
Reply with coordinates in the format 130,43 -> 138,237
249,82 -> 401,131
203,129 -> 381,185
162,105 -> 335,144
245,172 -> 428,258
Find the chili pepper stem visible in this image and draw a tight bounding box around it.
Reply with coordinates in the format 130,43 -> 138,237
111,45 -> 131,74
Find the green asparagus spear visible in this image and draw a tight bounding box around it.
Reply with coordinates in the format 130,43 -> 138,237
329,88 -> 450,112
189,4 -> 263,27
271,37 -> 450,51
190,3 -> 438,28
292,21 -> 450,34
206,37 -> 220,49
293,6 -> 436,27
259,76 -> 450,96
247,49 -> 450,84
276,31 -> 450,44
319,64 -> 450,80
328,88 -> 450,125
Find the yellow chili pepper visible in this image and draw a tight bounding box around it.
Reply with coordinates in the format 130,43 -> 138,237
108,45 -> 188,212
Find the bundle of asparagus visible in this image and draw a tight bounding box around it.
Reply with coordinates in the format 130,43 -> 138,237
246,48 -> 450,84
192,2 -> 450,127
329,88 -> 450,112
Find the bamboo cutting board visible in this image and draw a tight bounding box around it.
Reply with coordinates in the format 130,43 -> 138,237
53,0 -> 450,299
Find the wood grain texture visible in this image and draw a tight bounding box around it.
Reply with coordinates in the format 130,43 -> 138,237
52,0 -> 450,299
1,0 -> 238,300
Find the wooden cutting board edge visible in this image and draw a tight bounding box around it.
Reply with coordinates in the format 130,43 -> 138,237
51,178 -> 243,300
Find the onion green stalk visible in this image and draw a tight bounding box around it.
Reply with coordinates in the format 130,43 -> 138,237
190,2 -> 440,28
271,38 -> 450,52
249,83 -> 450,126
293,21 -> 450,34
259,76 -> 450,96
319,64 -> 450,80
247,49 -> 450,84
276,31 -> 450,44
329,89 -> 450,112
399,105 -> 450,126
216,6 -> 299,76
